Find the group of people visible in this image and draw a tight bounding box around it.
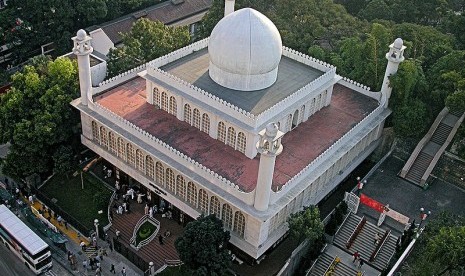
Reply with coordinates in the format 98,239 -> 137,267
352,251 -> 365,269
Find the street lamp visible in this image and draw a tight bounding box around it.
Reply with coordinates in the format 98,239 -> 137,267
94,219 -> 99,239
148,262 -> 154,276
418,207 -> 431,228
356,177 -> 367,196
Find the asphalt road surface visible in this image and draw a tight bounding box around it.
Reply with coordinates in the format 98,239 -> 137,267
0,243 -> 35,276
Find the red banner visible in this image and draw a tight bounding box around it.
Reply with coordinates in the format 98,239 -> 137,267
360,193 -> 385,213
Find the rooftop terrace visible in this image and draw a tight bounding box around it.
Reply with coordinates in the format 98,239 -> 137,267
94,77 -> 378,192
160,48 -> 324,115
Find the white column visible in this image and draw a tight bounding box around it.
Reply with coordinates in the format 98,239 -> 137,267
72,30 -> 93,106
254,123 -> 284,211
225,0 -> 235,17
381,38 -> 406,108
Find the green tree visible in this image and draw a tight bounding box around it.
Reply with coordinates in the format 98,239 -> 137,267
427,226 -> 465,275
107,18 -> 190,77
52,145 -> 74,176
392,99 -> 430,138
358,0 -> 392,22
175,214 -> 231,275
0,56 -> 80,179
287,205 -> 324,243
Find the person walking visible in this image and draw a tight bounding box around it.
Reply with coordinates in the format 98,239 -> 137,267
352,251 -> 360,263
121,267 -> 127,276
374,232 -> 382,245
110,264 -> 116,274
358,259 -> 365,269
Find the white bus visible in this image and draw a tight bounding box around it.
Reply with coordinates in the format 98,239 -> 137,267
0,204 -> 53,274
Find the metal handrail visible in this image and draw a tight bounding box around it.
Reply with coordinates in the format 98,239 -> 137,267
333,212 -> 351,243
346,216 -> 366,249
370,230 -> 391,262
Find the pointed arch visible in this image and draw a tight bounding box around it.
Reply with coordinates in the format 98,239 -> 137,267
109,132 -> 116,154
117,137 -> 126,160
99,126 -> 108,148
187,182 -> 197,207
198,189 -> 208,214
299,105 -> 305,124
127,143 -> 135,166
222,204 -> 233,229
193,108 -> 201,129
169,96 -> 177,115
91,121 -> 99,141
233,211 -> 246,238
237,132 -> 246,154
165,168 -> 175,192
217,122 -> 226,143
161,91 -> 168,112
184,104 -> 192,124
146,156 -> 154,179
201,113 -> 210,134
155,162 -> 164,186
136,149 -> 144,171
176,175 -> 186,200
227,127 -> 236,147
153,87 -> 160,106
210,196 -> 221,218
286,114 -> 292,132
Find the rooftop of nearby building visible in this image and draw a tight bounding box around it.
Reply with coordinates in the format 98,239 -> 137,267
94,77 -> 378,192
87,0 -> 212,45
160,48 -> 324,115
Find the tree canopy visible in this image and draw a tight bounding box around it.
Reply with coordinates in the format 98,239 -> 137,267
0,56 -> 80,180
175,214 -> 232,275
107,18 -> 190,77
287,205 -> 324,243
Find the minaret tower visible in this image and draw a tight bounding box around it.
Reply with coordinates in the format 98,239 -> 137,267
225,0 -> 235,17
381,38 -> 406,108
72,29 -> 93,106
254,123 -> 284,211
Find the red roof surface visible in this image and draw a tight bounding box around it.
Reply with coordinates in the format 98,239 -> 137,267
95,77 -> 378,192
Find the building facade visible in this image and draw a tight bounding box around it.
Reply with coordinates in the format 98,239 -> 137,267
71,2 -> 405,261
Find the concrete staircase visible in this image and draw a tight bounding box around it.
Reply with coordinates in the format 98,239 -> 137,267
333,213 -> 397,271
309,252 -> 358,276
400,108 -> 465,187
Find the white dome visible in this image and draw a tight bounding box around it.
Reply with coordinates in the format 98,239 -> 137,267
76,29 -> 87,40
393,38 -> 403,49
208,8 -> 282,91
265,123 -> 279,137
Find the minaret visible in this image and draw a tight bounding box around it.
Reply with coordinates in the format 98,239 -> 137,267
224,0 -> 235,17
72,29 -> 93,106
381,38 -> 406,108
254,123 -> 284,211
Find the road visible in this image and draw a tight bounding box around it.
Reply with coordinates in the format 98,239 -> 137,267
0,242 -> 35,276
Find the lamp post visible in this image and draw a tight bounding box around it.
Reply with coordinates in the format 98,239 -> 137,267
148,261 -> 154,276
356,177 -> 366,196
94,219 -> 99,239
418,207 -> 431,228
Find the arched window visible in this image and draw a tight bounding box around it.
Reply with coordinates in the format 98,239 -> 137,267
233,211 -> 246,238
184,104 -> 192,124
91,121 -> 99,141
222,204 -> 233,229
193,109 -> 201,129
292,109 -> 299,129
286,114 -> 292,132
165,168 -> 175,192
127,143 -> 135,167
146,156 -> 154,179
201,113 -> 210,134
187,182 -> 197,207
155,162 -> 164,186
299,105 -> 305,124
136,149 -> 144,171
237,132 -> 246,154
217,122 -> 226,143
153,87 -> 160,106
310,98 -> 316,115
117,137 -> 126,160
169,96 -> 177,115
161,92 -> 168,112
176,175 -> 186,200
109,132 -> 116,154
198,190 -> 208,214
99,126 -> 108,148
227,127 -> 236,147
210,196 -> 221,218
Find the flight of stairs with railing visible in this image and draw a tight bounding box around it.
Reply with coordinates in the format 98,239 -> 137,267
400,108 -> 465,187
309,253 -> 359,276
332,213 -> 397,271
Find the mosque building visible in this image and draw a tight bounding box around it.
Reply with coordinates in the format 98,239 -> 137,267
71,0 -> 405,262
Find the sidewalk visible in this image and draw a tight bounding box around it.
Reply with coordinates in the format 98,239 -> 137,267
29,199 -> 143,275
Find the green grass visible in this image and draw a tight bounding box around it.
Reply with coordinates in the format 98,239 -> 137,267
135,221 -> 157,246
41,172 -> 112,230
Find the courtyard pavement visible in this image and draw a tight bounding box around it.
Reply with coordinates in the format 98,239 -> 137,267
357,155 -> 465,233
